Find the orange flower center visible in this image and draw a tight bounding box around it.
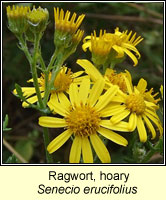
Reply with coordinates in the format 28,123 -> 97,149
65,104 -> 101,137
39,68 -> 73,93
126,93 -> 146,115
105,71 -> 127,93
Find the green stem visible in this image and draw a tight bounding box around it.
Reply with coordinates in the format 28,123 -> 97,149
42,48 -> 59,106
43,62 -> 62,105
17,34 -> 32,64
39,52 -> 46,71
47,48 -> 59,71
18,34 -> 53,164
31,34 -> 45,109
43,54 -> 64,104
102,63 -> 109,74
43,127 -> 54,163
110,62 -> 116,69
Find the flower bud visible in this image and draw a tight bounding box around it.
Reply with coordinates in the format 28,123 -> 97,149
6,5 -> 30,35
27,6 -> 49,34
54,7 -> 85,50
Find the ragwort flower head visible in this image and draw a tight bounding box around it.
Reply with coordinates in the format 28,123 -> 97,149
89,30 -> 112,66
54,7 -> 85,49
109,76 -> 163,143
83,27 -> 143,67
39,78 -> 129,163
13,67 -> 84,108
104,68 -> 131,93
6,5 -> 30,35
76,59 -> 131,93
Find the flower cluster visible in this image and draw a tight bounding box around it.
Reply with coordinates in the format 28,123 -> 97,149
7,5 -> 163,164
6,5 -> 48,38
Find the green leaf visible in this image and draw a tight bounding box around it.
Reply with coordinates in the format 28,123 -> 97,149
15,83 -> 25,100
6,154 -> 18,163
3,114 -> 12,132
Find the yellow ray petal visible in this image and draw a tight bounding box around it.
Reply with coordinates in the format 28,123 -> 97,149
69,83 -> 79,107
123,48 -> 138,66
78,78 -> 90,105
123,76 -> 133,94
137,78 -> 147,93
100,120 -> 129,132
133,37 -> 144,46
22,92 -> 45,107
137,115 -> 147,143
14,87 -> 43,98
47,129 -> 73,153
122,43 -> 141,58
145,101 -> 159,110
76,59 -> 103,81
128,32 -> 137,44
111,95 -> 126,103
112,45 -> 124,58
125,70 -> 132,87
87,78 -> 105,107
83,35 -> 91,43
100,104 -> 126,117
50,92 -> 58,101
142,115 -> 156,139
82,41 -> 91,52
128,113 -> 137,131
73,75 -> 89,84
72,71 -> 84,78
47,98 -> 68,116
117,89 -> 128,99
69,136 -> 82,163
98,127 -> 128,146
145,108 -> 159,120
90,133 -> 111,163
39,116 -> 67,128
95,85 -> 119,112
57,92 -> 71,111
110,109 -> 130,124
144,112 -> 163,137
81,137 -> 93,163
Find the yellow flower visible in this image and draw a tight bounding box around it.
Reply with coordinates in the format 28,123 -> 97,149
86,30 -> 112,66
76,59 -> 131,93
109,76 -> 163,143
13,67 -> 84,107
83,27 -> 143,66
90,30 -> 111,56
54,7 -> 85,48
54,7 -> 85,35
6,5 -> 30,34
39,78 -> 128,163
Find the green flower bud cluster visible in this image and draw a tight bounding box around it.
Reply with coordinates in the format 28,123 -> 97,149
6,5 -> 49,40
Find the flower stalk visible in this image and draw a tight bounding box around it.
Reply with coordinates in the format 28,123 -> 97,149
31,33 -> 45,109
